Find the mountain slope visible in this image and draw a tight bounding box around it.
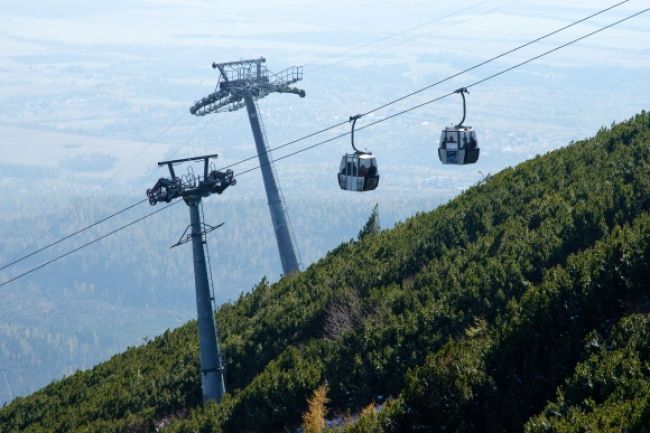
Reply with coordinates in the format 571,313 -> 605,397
1,111 -> 649,433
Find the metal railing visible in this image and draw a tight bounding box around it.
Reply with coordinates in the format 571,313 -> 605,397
270,66 -> 303,86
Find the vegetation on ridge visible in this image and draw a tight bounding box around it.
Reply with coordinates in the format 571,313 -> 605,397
1,111 -> 650,433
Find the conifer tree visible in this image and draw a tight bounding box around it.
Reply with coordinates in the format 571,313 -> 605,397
358,204 -> 380,240
302,384 -> 329,433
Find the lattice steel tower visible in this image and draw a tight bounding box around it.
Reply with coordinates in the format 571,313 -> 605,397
190,57 -> 304,275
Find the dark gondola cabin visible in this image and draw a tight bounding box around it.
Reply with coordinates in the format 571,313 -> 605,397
438,87 -> 480,165
338,114 -> 380,192
338,152 -> 379,192
438,126 -> 479,164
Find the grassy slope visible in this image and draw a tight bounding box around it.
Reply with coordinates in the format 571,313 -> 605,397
1,111 -> 649,433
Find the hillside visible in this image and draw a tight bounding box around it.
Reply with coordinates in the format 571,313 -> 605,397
1,111 -> 650,433
0,193 -> 435,406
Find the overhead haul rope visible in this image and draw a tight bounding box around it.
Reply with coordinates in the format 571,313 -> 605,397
0,201 -> 181,289
219,0 -> 633,172
0,198 -> 148,272
305,0 -> 525,73
230,6 -> 649,176
0,115 -> 215,273
3,110 -> 186,263
0,4 -> 646,286
303,0 -> 497,70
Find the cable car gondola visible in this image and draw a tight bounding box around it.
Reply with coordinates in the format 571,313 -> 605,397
338,114 -> 379,192
438,88 -> 479,165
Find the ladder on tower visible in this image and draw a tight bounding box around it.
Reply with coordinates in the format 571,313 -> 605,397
254,100 -> 303,271
199,202 -> 227,391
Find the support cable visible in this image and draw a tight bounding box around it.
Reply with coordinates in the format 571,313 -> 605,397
218,120 -> 349,171
0,201 -> 180,289
0,198 -> 148,272
5,110 -> 186,264
220,0 -> 632,172
358,0 -> 632,116
305,0 -> 524,73
97,112 -> 187,191
0,5 -> 646,287
233,6 -> 649,177
1,115 -> 215,273
303,0 -> 496,69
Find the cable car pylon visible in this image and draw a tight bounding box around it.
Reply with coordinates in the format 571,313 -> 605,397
146,154 -> 236,404
190,57 -> 304,276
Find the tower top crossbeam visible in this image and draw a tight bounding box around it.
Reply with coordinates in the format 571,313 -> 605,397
146,154 -> 236,206
190,57 -> 305,116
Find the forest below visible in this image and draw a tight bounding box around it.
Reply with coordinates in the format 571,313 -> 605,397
0,190 -> 439,405
1,111 -> 650,432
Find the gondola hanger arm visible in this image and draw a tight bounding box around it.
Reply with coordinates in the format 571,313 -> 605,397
454,87 -> 469,128
349,114 -> 363,153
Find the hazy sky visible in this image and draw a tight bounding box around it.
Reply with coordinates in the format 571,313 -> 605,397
2,0 -> 648,173
1,0 -> 649,284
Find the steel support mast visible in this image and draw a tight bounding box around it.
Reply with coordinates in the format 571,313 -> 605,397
242,92 -> 299,273
146,154 -> 236,403
190,57 -> 304,275
188,200 -> 225,402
